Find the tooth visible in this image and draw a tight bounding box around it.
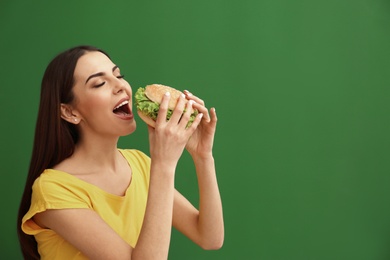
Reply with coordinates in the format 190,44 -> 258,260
115,100 -> 129,110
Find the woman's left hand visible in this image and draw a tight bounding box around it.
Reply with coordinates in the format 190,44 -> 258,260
183,90 -> 217,158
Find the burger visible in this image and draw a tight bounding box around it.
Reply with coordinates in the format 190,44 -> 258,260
135,84 -> 198,127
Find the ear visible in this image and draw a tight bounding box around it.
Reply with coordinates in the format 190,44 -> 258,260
60,103 -> 80,124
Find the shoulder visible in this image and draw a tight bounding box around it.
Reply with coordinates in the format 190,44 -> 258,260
32,170 -> 69,194
32,170 -> 92,207
33,169 -> 77,190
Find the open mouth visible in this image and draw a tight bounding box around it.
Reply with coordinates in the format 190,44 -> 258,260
113,100 -> 131,116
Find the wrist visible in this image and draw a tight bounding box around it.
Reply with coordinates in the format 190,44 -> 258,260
150,159 -> 177,176
191,152 -> 214,164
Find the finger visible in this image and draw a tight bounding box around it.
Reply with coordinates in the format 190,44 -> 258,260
156,92 -> 170,126
209,107 -> 218,126
179,100 -> 194,128
186,112 -> 204,133
183,90 -> 205,106
169,93 -> 187,124
191,102 -> 210,123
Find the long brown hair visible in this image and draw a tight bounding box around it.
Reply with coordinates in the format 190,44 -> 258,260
17,45 -> 109,259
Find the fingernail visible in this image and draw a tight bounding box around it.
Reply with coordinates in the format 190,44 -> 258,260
198,113 -> 203,118
165,92 -> 170,96
181,93 -> 185,98
189,100 -> 194,106
184,90 -> 192,96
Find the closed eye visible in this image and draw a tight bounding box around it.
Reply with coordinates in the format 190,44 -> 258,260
93,75 -> 123,88
94,82 -> 105,88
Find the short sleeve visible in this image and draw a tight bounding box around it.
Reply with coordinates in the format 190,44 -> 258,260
22,173 -> 91,235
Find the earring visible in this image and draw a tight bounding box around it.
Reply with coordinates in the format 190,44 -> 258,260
74,118 -> 77,122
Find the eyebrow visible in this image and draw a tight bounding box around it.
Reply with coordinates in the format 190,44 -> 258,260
85,65 -> 119,84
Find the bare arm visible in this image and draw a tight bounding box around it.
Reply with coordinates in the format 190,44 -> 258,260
173,91 -> 224,249
173,155 -> 224,250
34,209 -> 133,259
132,161 -> 175,259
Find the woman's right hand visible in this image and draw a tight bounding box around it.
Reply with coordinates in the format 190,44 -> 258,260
147,92 -> 203,169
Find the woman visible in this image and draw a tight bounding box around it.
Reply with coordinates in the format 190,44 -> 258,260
17,45 -> 224,259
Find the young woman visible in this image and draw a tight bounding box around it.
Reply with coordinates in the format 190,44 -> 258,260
17,45 -> 224,259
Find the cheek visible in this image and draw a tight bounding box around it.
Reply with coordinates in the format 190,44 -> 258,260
77,94 -> 109,116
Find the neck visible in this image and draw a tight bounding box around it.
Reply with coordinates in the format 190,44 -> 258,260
72,133 -> 121,171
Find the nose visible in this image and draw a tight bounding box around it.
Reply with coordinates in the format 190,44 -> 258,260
113,77 -> 126,94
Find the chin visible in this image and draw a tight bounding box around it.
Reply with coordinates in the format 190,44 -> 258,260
121,121 -> 137,136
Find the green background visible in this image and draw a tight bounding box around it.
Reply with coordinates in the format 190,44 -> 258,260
1,0 -> 390,259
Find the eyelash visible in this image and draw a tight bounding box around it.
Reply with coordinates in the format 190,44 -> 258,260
93,75 -> 125,88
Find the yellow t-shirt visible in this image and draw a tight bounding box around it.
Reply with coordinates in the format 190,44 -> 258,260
22,149 -> 150,260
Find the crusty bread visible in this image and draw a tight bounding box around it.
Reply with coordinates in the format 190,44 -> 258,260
137,110 -> 156,127
145,84 -> 183,110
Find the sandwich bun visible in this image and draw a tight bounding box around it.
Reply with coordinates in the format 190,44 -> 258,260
137,110 -> 158,127
145,84 -> 183,110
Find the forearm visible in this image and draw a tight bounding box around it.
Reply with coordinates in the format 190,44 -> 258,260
132,161 -> 176,259
193,155 -> 224,249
